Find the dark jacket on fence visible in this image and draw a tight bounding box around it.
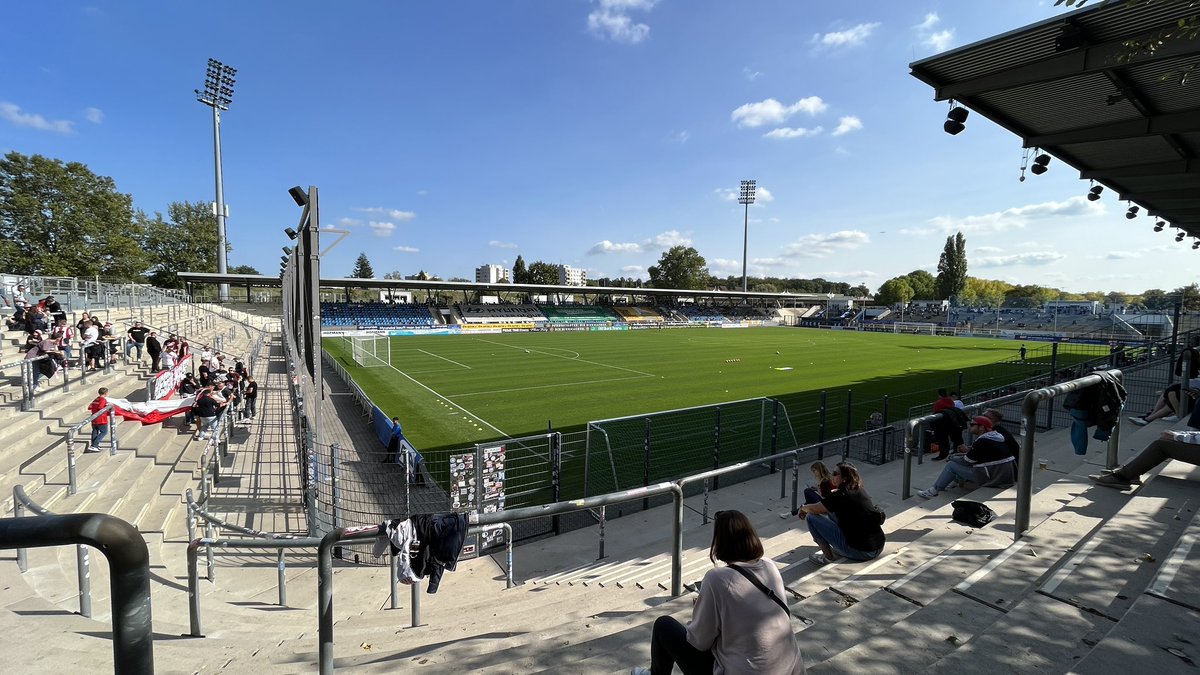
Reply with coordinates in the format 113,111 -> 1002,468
1063,370 -> 1127,439
409,513 -> 468,593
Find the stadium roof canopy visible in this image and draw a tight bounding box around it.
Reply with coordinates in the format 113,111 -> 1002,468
176,272 -> 845,305
910,0 -> 1200,241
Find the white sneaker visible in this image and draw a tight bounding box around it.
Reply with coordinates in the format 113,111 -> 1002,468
809,552 -> 841,565
1163,415 -> 1180,423
916,487 -> 938,498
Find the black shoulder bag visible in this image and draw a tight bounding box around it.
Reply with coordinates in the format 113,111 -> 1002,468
727,564 -> 790,616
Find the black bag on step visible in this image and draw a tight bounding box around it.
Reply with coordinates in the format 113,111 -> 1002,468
951,500 -> 996,528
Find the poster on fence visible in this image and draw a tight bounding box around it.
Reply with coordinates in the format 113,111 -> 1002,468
448,445 -> 507,559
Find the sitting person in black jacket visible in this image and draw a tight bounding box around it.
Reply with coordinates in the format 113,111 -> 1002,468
918,415 -> 1016,498
798,462 -> 886,565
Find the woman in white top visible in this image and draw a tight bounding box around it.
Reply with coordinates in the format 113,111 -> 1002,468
633,510 -> 805,675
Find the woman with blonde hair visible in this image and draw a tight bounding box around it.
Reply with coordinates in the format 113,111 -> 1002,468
632,510 -> 804,675
798,462 -> 886,565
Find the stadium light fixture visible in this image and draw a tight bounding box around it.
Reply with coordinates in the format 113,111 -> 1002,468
282,246 -> 293,254
281,255 -> 289,263
1154,220 -> 1165,232
1030,153 -> 1051,175
1176,231 -> 1186,242
1125,205 -> 1139,220
1193,240 -> 1200,250
944,105 -> 968,135
738,180 -> 756,292
285,227 -> 298,240
288,185 -> 309,207
1087,184 -> 1103,201
196,57 -> 237,302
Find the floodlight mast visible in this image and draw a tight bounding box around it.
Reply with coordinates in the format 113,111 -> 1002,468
738,180 -> 756,292
195,58 -> 237,302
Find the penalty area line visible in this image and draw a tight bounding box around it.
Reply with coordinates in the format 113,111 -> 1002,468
449,374 -> 656,399
382,360 -> 508,438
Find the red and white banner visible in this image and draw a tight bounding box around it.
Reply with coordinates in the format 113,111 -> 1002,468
150,355 -> 192,400
109,396 -> 195,425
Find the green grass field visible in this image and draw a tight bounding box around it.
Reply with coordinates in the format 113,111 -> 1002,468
323,327 -> 1104,456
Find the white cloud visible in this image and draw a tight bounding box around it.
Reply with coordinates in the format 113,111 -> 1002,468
915,12 -> 955,52
620,265 -> 645,274
83,107 -> 104,124
813,270 -> 878,281
647,229 -> 691,249
392,245 -> 420,253
731,96 -> 827,128
416,189 -> 429,197
832,116 -> 862,136
975,246 -> 1003,254
669,130 -> 689,143
589,240 -> 643,255
743,68 -> 764,81
750,257 -> 790,268
489,240 -> 518,250
764,126 -> 823,139
1105,251 -> 1141,260
781,230 -> 871,258
756,187 -> 774,202
975,251 -> 1066,267
354,207 -> 416,221
587,0 -> 659,44
812,23 -> 881,48
368,221 -> 396,237
336,217 -> 361,227
0,102 -> 74,133
927,196 -> 1107,235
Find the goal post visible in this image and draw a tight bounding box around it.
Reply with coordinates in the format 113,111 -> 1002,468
350,334 -> 390,368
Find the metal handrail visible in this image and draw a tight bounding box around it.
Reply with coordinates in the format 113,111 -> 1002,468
11,485 -> 93,617
0,512 -> 154,674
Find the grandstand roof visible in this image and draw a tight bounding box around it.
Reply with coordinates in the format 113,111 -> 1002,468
910,0 -> 1200,240
177,272 -> 844,304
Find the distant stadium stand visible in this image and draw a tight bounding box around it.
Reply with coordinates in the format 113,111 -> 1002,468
457,303 -> 546,324
611,306 -> 664,324
537,305 -> 618,323
672,305 -> 726,323
321,302 -> 439,329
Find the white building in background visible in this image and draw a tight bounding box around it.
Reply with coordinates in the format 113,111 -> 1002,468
475,264 -> 510,284
557,264 -> 586,286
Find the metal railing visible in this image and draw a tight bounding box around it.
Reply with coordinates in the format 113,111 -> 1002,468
65,403 -> 119,494
12,485 -> 93,617
0,512 -> 154,674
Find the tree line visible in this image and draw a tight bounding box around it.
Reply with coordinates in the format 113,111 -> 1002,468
0,151 -> 257,288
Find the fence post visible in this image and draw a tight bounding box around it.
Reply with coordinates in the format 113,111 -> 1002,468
551,432 -> 562,536
844,390 -> 853,460
770,399 -> 779,476
597,505 -> 607,560
77,545 -> 92,618
20,360 -> 33,411
14,489 -> 27,572
818,391 -> 827,459
67,428 -> 78,495
331,443 -> 342,527
390,551 -> 400,610
642,420 -> 651,511
277,549 -> 287,606
712,407 -> 721,491
957,370 -> 964,397
1045,342 -> 1060,429
108,407 -> 119,456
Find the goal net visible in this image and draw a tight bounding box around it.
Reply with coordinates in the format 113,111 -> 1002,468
892,322 -> 937,335
349,335 -> 390,368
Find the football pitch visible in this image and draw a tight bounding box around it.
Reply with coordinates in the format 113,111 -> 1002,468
322,327 -> 1100,454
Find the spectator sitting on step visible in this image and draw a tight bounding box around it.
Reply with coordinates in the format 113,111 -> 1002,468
801,461 -> 836,509
798,462 -> 886,565
981,409 -> 1020,459
631,509 -> 804,675
22,330 -> 42,353
1129,384 -> 1192,426
917,416 -> 1016,498
75,312 -> 92,334
5,306 -> 26,331
1090,421 -> 1200,490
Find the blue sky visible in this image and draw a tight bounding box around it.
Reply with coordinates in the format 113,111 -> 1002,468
2,1 -> 1195,294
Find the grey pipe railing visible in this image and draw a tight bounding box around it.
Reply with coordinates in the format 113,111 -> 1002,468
12,485 -> 92,618
0,513 -> 153,674
65,403 -> 118,495
318,481 -> 682,674
1016,370 -> 1123,538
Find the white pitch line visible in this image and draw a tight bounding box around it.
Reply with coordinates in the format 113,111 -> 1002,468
955,542 -> 1026,592
1041,536 -> 1104,594
449,374 -> 653,398
381,360 -> 508,438
473,337 -> 658,377
417,348 -> 472,370
1148,531 -> 1196,596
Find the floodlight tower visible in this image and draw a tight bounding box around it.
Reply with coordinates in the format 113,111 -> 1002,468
195,58 -> 237,302
738,180 -> 756,292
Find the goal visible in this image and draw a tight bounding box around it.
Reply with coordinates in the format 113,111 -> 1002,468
349,335 -> 390,368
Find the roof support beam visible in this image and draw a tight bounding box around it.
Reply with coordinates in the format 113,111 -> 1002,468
1081,159 -> 1200,178
925,23 -> 1200,100
1026,109 -> 1200,147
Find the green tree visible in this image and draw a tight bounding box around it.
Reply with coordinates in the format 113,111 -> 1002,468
383,270 -> 404,280
903,270 -> 937,299
140,200 -> 222,288
512,255 -> 529,283
935,232 -> 968,301
526,261 -> 560,285
849,284 -> 871,297
647,245 -> 710,289
1141,288 -> 1170,310
875,278 -> 914,306
351,252 -> 375,279
1104,291 -> 1127,307
228,264 -> 260,275
1175,283 -> 1200,311
0,151 -> 149,280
